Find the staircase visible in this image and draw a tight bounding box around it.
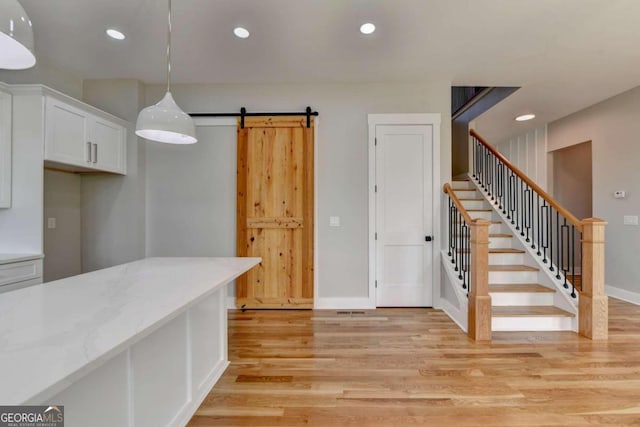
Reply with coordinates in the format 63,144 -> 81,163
449,178 -> 576,332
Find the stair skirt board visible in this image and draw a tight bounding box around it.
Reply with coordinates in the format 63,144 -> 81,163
492,316 -> 574,331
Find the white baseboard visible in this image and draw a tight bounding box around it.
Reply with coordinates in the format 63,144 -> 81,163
606,285 -> 640,305
227,296 -> 376,310
314,297 -> 375,310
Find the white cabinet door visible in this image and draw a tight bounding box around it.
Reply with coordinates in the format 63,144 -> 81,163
44,96 -> 126,175
44,97 -> 90,168
91,116 -> 126,174
0,88 -> 11,208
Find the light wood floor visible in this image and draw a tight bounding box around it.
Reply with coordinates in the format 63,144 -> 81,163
188,298 -> 640,426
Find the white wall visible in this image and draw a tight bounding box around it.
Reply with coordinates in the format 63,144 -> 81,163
43,170 -> 81,282
145,82 -> 451,300
548,85 -> 640,296
493,125 -> 548,191
81,80 -> 146,271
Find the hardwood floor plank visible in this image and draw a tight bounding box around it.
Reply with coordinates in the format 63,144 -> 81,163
188,298 -> 640,426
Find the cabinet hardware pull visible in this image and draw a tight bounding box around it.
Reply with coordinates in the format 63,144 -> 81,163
93,143 -> 98,163
87,141 -> 92,163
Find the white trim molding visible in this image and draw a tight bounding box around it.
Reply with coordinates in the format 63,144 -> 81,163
367,113 -> 442,309
607,285 -> 640,305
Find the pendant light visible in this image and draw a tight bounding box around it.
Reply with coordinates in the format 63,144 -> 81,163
136,0 -> 197,144
0,0 -> 36,70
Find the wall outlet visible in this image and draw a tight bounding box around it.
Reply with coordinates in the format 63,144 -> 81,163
47,217 -> 57,229
329,216 -> 341,227
614,190 -> 626,199
623,215 -> 638,226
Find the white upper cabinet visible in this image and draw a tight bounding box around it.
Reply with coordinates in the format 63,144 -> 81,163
0,86 -> 12,208
44,95 -> 126,175
45,97 -> 89,167
90,116 -> 126,174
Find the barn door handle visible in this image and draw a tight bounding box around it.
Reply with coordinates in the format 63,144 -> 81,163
425,236 -> 433,242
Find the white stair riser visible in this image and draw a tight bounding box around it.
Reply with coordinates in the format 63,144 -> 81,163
451,181 -> 474,190
489,237 -> 513,249
489,223 -> 509,233
468,211 -> 496,221
492,316 -> 574,331
453,190 -> 479,199
490,292 -> 555,306
489,271 -> 538,284
460,200 -> 489,210
489,253 -> 525,265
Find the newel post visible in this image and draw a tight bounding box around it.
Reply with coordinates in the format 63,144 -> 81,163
579,218 -> 608,340
468,219 -> 491,341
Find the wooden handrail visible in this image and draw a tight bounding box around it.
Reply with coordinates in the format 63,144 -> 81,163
470,129 -> 583,231
443,183 -> 474,224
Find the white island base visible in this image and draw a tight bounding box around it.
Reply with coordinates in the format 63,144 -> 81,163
0,257 -> 260,427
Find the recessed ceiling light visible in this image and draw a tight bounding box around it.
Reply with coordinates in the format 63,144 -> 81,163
106,29 -> 126,40
233,27 -> 250,39
515,113 -> 535,122
360,23 -> 376,35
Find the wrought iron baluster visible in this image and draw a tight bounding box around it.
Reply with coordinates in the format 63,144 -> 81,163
448,199 -> 453,258
555,211 -> 561,279
561,219 -> 569,288
570,225 -> 577,298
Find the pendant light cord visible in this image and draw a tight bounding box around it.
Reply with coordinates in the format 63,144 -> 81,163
166,0 -> 172,93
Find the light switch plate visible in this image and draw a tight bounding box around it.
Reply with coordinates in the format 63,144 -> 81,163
623,215 -> 638,226
329,216 -> 341,227
47,217 -> 56,229
614,190 -> 626,199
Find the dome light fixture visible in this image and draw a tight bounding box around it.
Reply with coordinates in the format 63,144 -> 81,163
136,0 -> 197,144
360,22 -> 376,35
0,0 -> 36,70
106,28 -> 126,40
233,27 -> 250,39
515,113 -> 536,122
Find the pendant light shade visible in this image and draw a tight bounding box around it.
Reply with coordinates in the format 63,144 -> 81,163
0,0 -> 36,70
136,92 -> 196,144
135,0 -> 197,144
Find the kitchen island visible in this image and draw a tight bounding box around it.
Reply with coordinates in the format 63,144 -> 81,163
0,257 -> 259,427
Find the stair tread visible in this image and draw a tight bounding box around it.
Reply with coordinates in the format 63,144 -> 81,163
490,248 -> 525,254
492,306 -> 575,318
467,209 -> 492,212
453,220 -> 501,223
458,198 -> 484,201
453,233 -> 512,237
489,264 -> 539,272
489,284 -> 555,293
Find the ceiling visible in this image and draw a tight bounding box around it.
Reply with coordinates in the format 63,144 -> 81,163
19,0 -> 640,142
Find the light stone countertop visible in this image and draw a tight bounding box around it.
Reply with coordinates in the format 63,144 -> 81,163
0,253 -> 44,265
0,257 -> 260,405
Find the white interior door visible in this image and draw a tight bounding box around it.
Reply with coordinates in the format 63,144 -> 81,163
375,125 -> 433,307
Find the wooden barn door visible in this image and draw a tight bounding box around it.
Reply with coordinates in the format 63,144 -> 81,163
236,116 -> 314,309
